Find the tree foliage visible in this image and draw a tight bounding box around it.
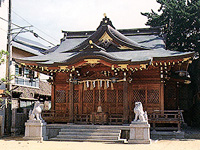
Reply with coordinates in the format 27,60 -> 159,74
0,49 -> 11,109
141,0 -> 200,53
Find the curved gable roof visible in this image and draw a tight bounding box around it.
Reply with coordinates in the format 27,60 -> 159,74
15,16 -> 195,68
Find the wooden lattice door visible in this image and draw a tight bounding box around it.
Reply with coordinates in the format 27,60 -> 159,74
165,82 -> 178,110
130,84 -> 161,114
82,90 -> 94,114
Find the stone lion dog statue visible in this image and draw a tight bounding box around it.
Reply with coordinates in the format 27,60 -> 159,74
29,101 -> 43,121
133,102 -> 148,122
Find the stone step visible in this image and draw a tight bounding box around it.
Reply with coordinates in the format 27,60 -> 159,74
60,128 -> 121,133
57,134 -> 119,140
49,137 -> 125,143
59,131 -> 120,136
57,124 -> 127,129
48,125 -> 126,143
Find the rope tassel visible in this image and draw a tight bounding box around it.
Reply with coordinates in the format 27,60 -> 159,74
107,80 -> 110,88
104,81 -> 107,89
93,81 -> 96,88
100,80 -> 102,88
90,81 -> 93,90
111,82 -> 114,90
86,81 -> 89,88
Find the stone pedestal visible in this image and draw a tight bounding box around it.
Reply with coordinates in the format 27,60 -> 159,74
24,120 -> 48,141
128,121 -> 151,144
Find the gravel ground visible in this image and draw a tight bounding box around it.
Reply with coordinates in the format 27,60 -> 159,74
0,137 -> 200,150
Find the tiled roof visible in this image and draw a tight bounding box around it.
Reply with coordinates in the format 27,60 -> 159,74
16,16 -> 195,66
12,36 -> 49,55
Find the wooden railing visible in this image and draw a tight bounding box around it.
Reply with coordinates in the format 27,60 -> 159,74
42,110 -> 69,123
74,114 -> 90,124
147,110 -> 184,131
108,114 -> 123,125
42,110 -> 184,131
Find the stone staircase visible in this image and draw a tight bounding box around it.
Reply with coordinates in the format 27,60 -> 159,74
49,125 -> 127,143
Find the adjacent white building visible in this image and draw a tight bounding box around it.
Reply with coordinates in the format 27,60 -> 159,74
0,0 -> 9,89
0,0 -> 9,137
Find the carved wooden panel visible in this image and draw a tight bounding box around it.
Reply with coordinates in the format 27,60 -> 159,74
83,90 -> 93,103
55,90 -> 66,103
74,90 -> 79,103
83,90 -> 93,114
95,90 -> 105,103
118,90 -> 123,103
132,89 -> 145,103
147,89 -> 159,104
107,90 -> 116,103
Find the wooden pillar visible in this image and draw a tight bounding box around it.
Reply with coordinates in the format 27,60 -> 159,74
69,82 -> 74,123
160,82 -> 164,114
51,84 -> 55,111
79,84 -> 83,114
123,81 -> 129,124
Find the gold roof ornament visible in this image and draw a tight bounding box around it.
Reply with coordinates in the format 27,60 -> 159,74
103,13 -> 107,18
89,40 -> 93,44
99,32 -> 113,42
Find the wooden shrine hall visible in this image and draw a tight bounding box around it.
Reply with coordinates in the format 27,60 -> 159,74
15,15 -> 195,131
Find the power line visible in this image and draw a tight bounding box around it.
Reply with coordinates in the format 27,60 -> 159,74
11,7 -> 59,43
2,2 -> 59,43
0,16 -> 56,46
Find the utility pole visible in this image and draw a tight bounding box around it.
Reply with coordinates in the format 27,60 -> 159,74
5,0 -> 12,135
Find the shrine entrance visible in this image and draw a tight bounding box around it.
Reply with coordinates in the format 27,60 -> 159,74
73,82 -> 124,124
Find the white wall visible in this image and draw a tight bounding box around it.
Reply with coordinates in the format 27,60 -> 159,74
0,0 -> 9,89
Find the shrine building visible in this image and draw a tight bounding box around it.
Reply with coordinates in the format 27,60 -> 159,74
15,16 -> 195,131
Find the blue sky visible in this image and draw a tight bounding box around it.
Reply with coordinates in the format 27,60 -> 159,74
11,0 -> 160,46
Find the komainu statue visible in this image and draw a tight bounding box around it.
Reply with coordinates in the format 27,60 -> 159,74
29,101 -> 43,120
133,102 -> 148,122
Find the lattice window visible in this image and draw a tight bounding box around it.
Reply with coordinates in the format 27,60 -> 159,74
55,90 -> 66,103
147,89 -> 159,103
83,90 -> 93,103
118,90 -> 123,103
74,90 -> 79,103
132,89 -> 145,103
107,90 -> 116,103
95,90 -> 105,103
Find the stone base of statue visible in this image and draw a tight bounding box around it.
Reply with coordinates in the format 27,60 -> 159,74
24,120 -> 48,141
128,121 -> 151,144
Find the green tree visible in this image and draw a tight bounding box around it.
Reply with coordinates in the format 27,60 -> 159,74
0,50 -> 11,109
141,0 -> 200,53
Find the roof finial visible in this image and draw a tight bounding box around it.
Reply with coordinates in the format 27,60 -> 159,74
103,13 -> 107,18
